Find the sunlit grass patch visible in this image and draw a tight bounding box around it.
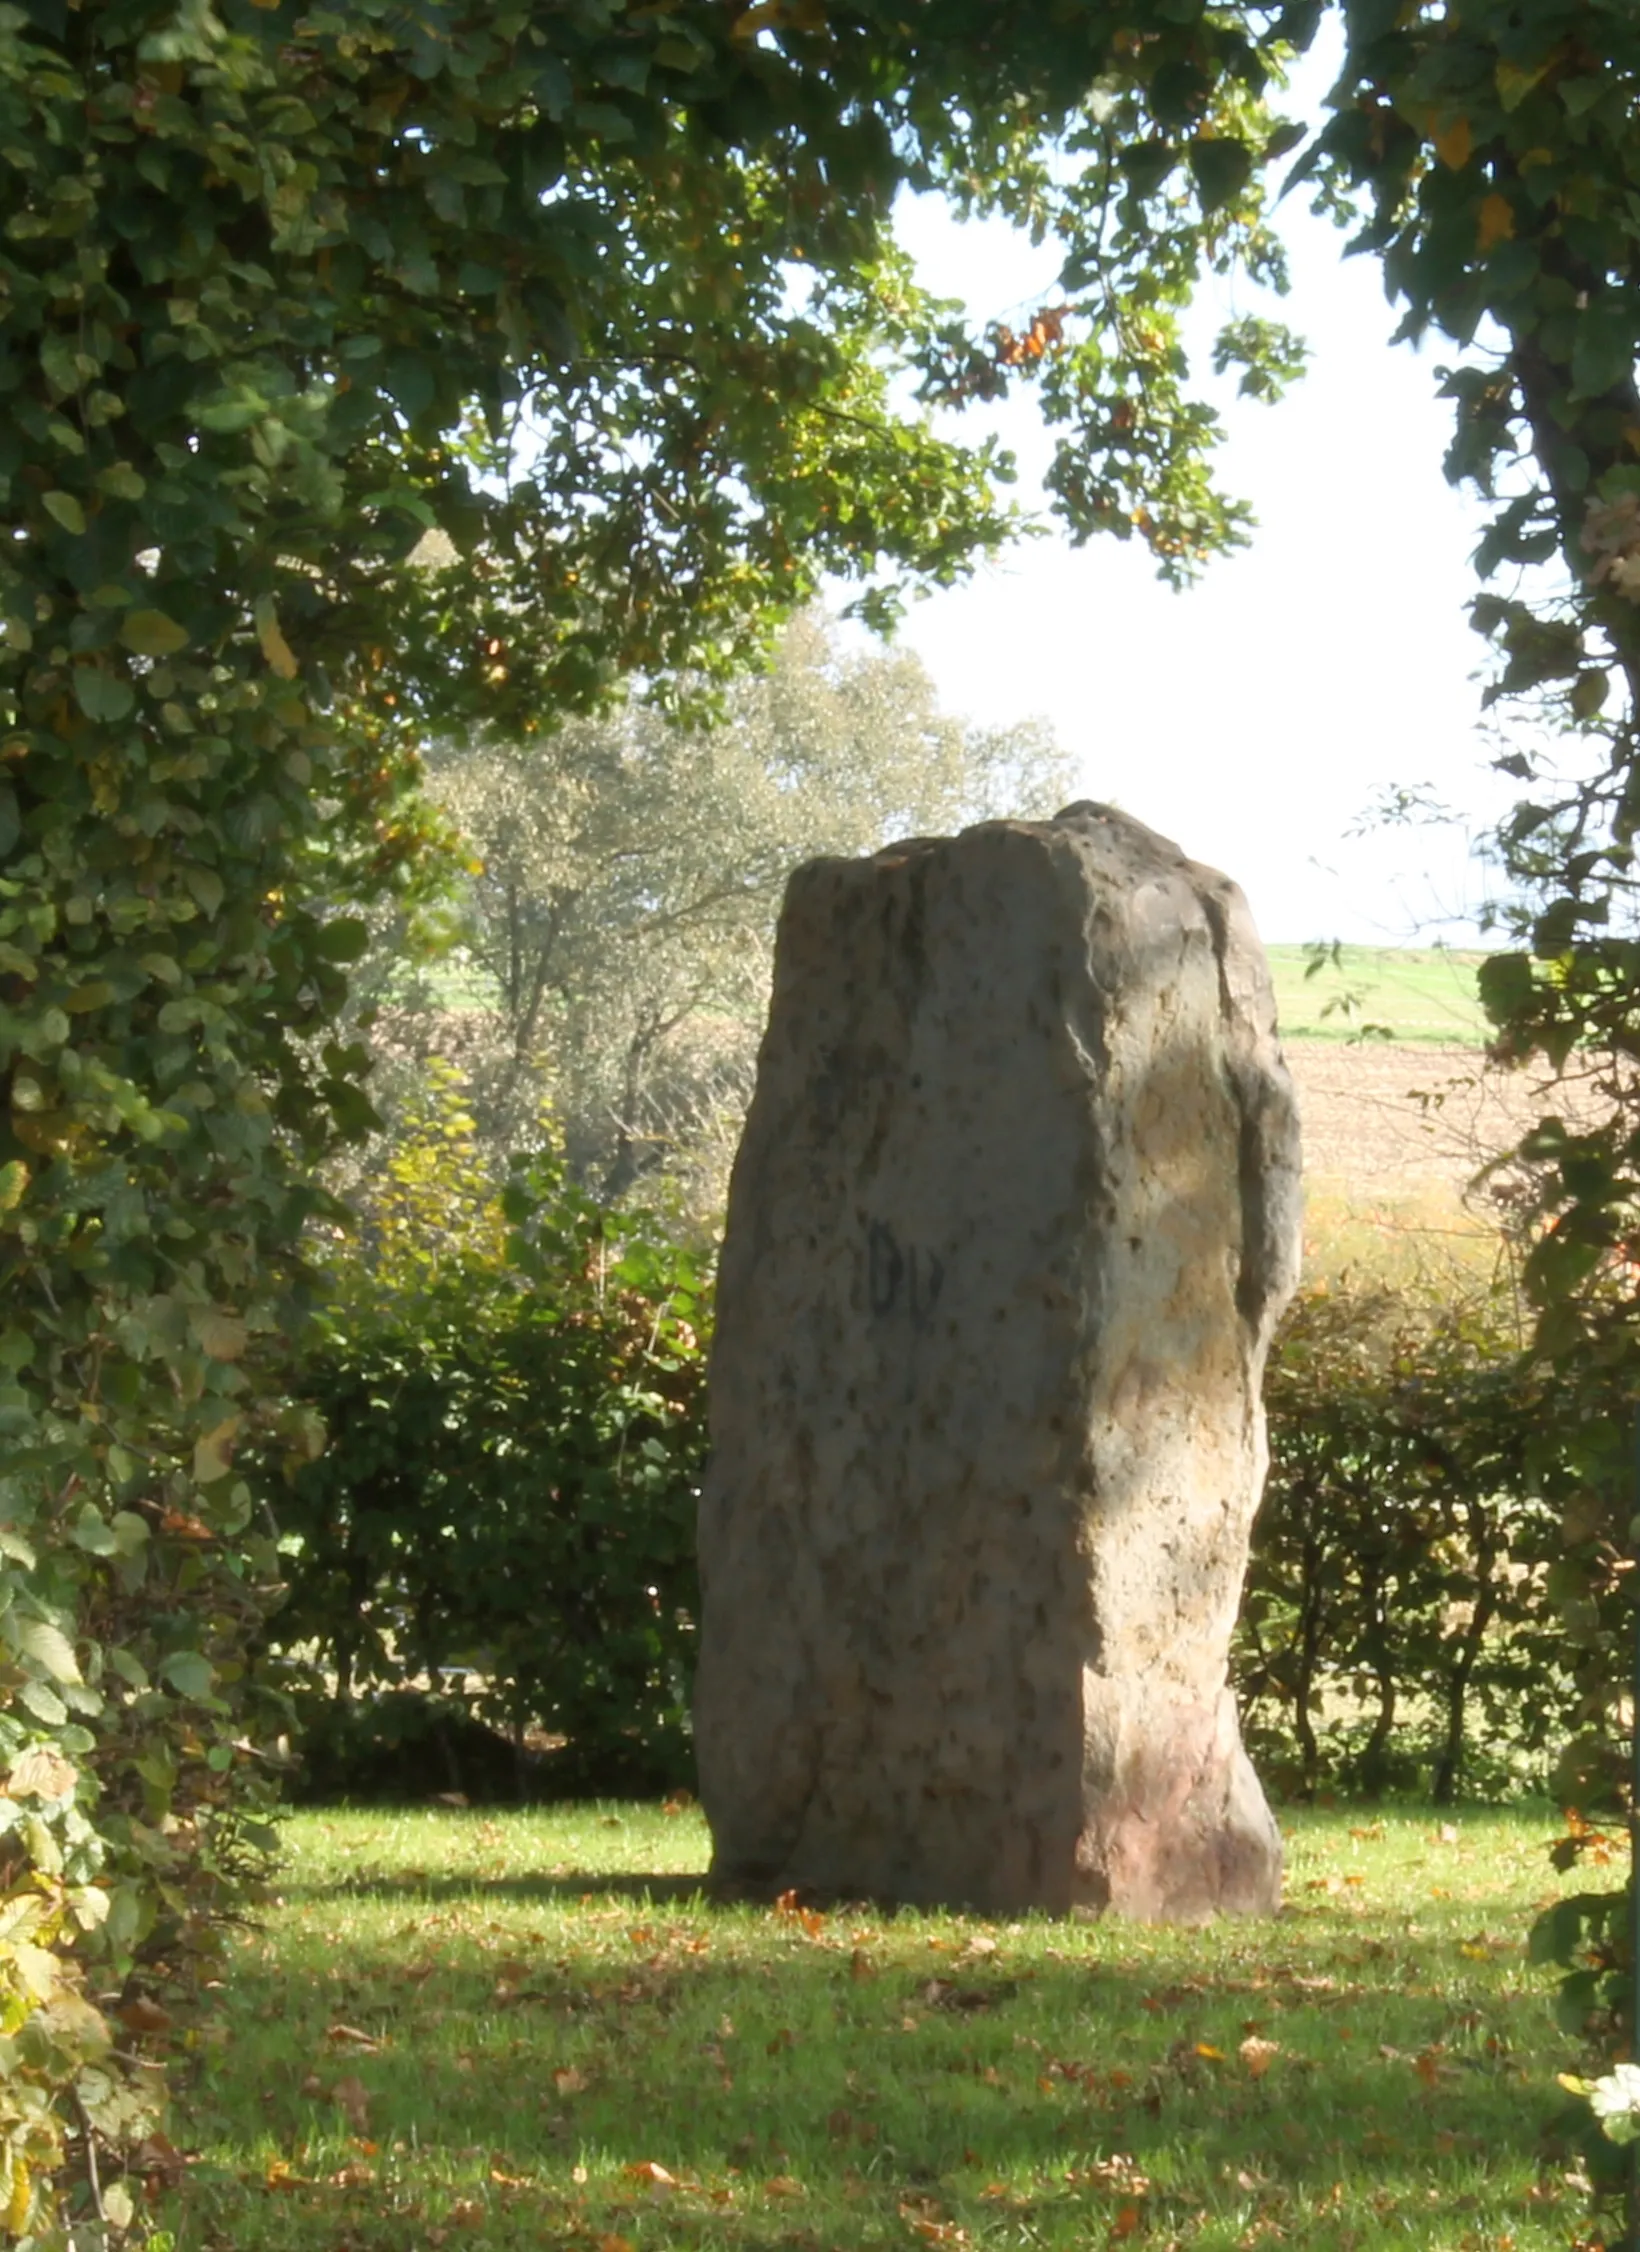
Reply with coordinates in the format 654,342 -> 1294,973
160,1802 -> 1587,2250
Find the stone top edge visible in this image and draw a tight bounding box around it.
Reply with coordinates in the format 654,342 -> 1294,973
801,800 -> 1239,904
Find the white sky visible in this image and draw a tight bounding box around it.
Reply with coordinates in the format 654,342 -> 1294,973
883,101 -> 1519,948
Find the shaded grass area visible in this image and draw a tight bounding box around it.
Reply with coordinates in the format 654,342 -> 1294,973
1267,946 -> 1489,1047
162,1804 -> 1587,2251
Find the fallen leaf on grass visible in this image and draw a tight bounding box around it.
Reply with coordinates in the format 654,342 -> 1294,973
324,2023 -> 382,2052
1239,2036 -> 1281,2079
552,2067 -> 588,2095
1109,2203 -> 1145,2240
900,2196 -> 966,2243
330,2075 -> 371,2133
766,2174 -> 805,2198
1414,2046 -> 1456,2088
921,1977 -> 1017,2013
624,2161 -> 676,2188
827,2108 -> 878,2145
774,1888 -> 827,1939
1069,2157 -> 1151,2195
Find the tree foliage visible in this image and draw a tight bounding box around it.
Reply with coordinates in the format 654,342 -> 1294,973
1301,0 -> 1640,2188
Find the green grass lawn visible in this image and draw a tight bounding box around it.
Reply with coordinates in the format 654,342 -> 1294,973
155,1801 -> 1596,2252
1266,946 -> 1491,1046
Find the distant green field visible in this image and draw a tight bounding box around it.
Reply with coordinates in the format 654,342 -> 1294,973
1266,943 -> 1490,1046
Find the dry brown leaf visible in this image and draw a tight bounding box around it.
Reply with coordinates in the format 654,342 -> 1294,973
552,2067 -> 588,2095
624,2161 -> 676,2187
115,1995 -> 172,2036
324,2023 -> 382,2051
1239,2035 -> 1281,2080
5,1746 -> 78,1801
330,2074 -> 371,2133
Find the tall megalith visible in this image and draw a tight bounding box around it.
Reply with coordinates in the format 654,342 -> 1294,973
693,804 -> 1302,1918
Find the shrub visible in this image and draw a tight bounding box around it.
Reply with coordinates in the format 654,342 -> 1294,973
259,1069 -> 710,1801
1238,1274 -> 1575,1801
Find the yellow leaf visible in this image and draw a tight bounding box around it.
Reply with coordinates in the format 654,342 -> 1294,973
1477,192 -> 1515,250
5,2155 -> 31,2236
254,596 -> 299,679
192,1414 -> 240,1484
1194,2042 -> 1225,2060
191,1304 -> 248,1361
1433,116 -> 1472,168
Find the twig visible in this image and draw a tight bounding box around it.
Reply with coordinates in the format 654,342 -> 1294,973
72,2088 -> 105,2226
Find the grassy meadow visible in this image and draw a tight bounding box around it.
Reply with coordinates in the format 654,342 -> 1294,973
1266,947 -> 1490,1048
154,1800 -> 1598,2252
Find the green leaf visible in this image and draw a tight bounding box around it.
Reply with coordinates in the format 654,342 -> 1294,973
72,667 -> 136,724
119,608 -> 190,656
316,916 -> 370,962
18,1678 -> 67,1727
95,461 -> 147,501
15,1618 -> 82,1684
1187,135 -> 1254,213
41,489 -> 85,534
70,1505 -> 120,1556
160,1650 -> 215,1700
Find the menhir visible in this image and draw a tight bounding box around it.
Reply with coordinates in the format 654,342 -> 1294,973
694,804 -> 1301,1918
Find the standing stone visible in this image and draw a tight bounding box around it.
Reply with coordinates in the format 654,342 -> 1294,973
694,804 -> 1301,1919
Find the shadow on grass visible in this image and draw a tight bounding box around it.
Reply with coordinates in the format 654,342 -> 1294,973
177,1895 -> 1573,2252
286,1868 -> 717,1906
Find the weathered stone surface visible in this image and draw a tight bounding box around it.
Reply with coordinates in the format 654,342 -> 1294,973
694,804 -> 1301,1919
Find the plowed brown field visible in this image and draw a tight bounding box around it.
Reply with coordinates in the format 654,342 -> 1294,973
1284,1041 -> 1617,1274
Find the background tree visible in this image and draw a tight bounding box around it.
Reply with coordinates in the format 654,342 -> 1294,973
373,612 -> 1071,1205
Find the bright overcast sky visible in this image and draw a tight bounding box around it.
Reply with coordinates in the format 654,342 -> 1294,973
881,75 -> 1521,949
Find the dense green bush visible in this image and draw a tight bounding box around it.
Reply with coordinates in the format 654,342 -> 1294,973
1238,1276 -> 1576,1803
259,1071 -> 709,1800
